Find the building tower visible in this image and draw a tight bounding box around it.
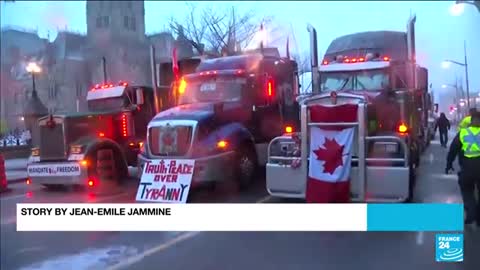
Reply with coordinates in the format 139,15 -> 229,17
86,0 -> 145,44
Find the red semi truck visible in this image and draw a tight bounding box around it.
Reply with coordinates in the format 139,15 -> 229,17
266,15 -> 430,202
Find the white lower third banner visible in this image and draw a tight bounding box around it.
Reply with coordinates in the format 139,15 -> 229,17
16,204 -> 367,231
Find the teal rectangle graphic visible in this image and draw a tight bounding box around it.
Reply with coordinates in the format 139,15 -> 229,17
367,204 -> 464,231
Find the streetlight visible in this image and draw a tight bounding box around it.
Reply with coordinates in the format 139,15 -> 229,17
450,1 -> 480,15
450,2 -> 466,16
25,62 -> 41,98
442,40 -> 470,108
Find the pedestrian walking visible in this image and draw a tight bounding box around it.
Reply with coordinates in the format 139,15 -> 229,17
435,112 -> 451,147
446,111 -> 480,227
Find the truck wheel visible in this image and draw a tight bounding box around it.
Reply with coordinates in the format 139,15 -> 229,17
88,148 -> 121,194
235,144 -> 258,190
406,164 -> 416,203
411,144 -> 420,168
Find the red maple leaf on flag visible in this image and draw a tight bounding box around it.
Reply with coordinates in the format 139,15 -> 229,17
162,133 -> 174,146
313,138 -> 345,175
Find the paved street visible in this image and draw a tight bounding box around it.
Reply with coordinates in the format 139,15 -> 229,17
1,135 -> 479,270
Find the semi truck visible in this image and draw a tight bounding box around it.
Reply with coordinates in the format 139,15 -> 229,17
27,82 -> 162,191
138,48 -> 300,190
266,15 -> 428,202
26,57 -> 201,192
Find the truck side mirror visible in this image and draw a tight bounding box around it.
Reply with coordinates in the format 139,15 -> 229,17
136,88 -> 145,105
434,103 -> 439,113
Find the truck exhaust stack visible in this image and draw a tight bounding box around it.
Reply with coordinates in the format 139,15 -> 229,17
307,24 -> 320,94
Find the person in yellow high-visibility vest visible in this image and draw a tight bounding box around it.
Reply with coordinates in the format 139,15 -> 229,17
458,108 -> 477,129
447,111 -> 480,227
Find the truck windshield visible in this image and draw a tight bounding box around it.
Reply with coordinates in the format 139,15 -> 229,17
320,69 -> 389,92
87,97 -> 127,112
179,77 -> 245,105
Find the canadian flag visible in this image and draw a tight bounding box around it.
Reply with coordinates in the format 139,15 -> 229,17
306,104 -> 358,203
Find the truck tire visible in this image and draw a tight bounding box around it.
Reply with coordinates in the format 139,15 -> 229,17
88,148 -> 123,194
406,163 -> 416,203
235,143 -> 258,190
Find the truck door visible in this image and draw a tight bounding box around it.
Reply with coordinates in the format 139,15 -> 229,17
128,87 -> 153,139
280,70 -> 300,133
251,70 -> 284,143
158,58 -> 202,108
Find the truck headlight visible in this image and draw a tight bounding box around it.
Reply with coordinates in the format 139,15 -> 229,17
139,141 -> 146,154
70,145 -> 84,154
31,147 -> 39,157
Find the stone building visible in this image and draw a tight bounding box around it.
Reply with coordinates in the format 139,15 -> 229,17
0,0 -> 193,131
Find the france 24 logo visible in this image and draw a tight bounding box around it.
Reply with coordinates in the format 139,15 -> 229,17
435,234 -> 463,262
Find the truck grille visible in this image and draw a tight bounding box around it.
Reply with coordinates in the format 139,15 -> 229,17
149,125 -> 193,157
39,124 -> 66,160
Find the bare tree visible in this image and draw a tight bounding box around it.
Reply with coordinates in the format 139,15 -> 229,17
292,53 -> 311,74
169,4 -> 275,56
169,3 -> 208,55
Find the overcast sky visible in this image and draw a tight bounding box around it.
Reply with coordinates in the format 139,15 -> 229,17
2,1 -> 479,110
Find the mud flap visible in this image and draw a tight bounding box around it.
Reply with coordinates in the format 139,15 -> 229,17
91,149 -> 121,195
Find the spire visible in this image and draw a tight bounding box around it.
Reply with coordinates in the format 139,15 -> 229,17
286,36 -> 290,59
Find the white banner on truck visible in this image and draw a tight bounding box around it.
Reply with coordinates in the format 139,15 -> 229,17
27,163 -> 81,177
135,159 -> 195,203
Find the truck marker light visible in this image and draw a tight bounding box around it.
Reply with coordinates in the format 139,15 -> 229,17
178,78 -> 187,94
121,113 -> 129,137
285,126 -> 293,134
80,160 -> 89,167
26,178 -> 31,185
266,78 -> 274,97
351,58 -> 357,63
322,60 -> 328,65
358,57 -> 365,62
383,56 -> 390,61
139,142 -> 145,153
217,140 -> 228,148
98,132 -> 105,137
88,180 -> 95,187
398,123 -> 408,133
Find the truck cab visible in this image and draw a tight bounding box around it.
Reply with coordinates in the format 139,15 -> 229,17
27,82 -> 165,190
265,16 -> 423,203
139,50 -> 299,189
319,53 -> 429,165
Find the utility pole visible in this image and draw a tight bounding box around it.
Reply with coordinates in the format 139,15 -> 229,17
150,45 -> 161,114
464,40 -> 471,108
